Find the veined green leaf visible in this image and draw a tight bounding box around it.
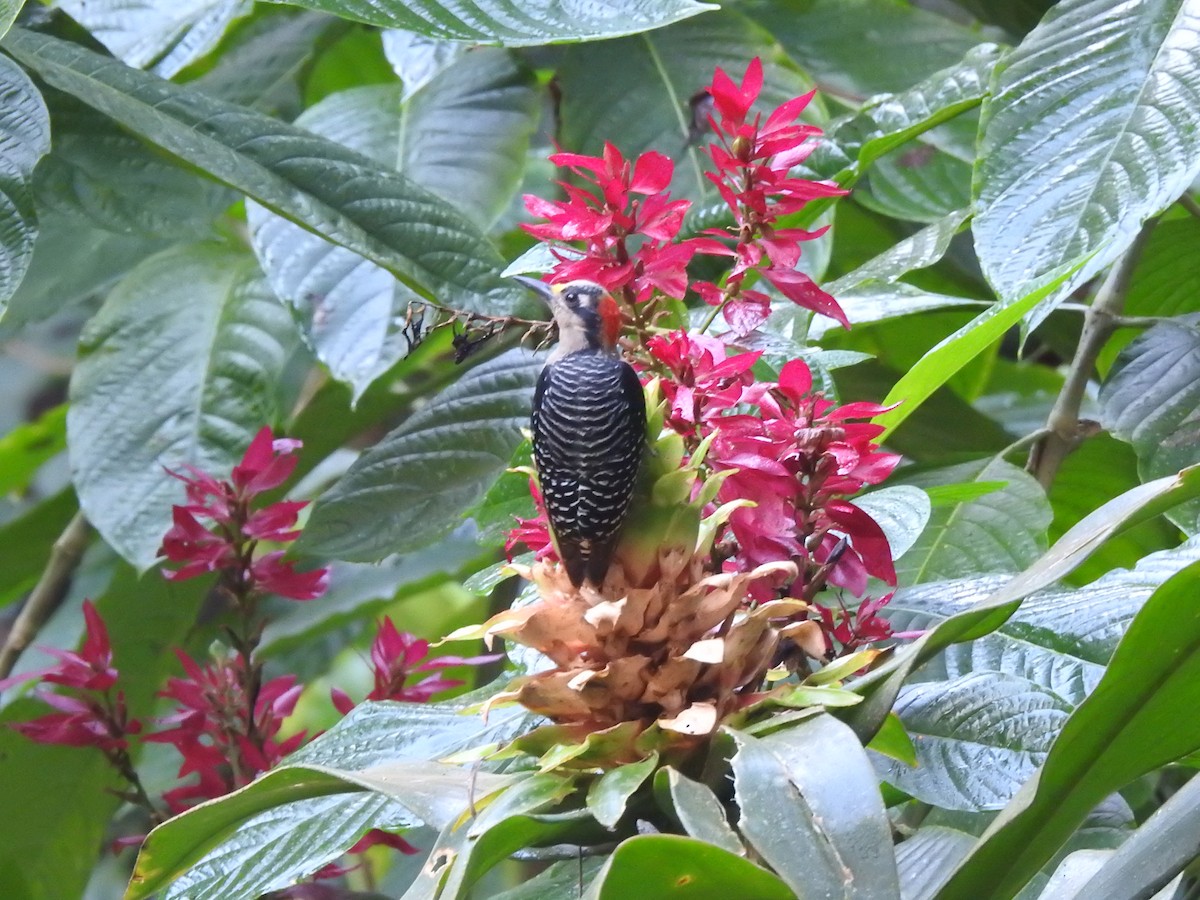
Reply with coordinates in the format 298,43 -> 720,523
247,49 -> 538,397
1101,316 -> 1200,532
892,458 -> 1051,587
298,349 -> 542,561
846,464 -> 1200,739
260,0 -> 717,45
973,0 -> 1200,303
936,559 -> 1200,899
68,244 -> 299,569
2,27 -> 517,314
875,672 -> 1070,811
57,0 -> 252,78
0,53 -> 50,312
557,9 -> 816,204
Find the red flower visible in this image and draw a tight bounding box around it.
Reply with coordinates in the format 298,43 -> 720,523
0,601 -> 139,753
330,618 -> 498,715
147,650 -> 305,813
522,142 -> 695,303
505,479 -> 558,562
158,427 -> 329,602
694,58 -> 848,333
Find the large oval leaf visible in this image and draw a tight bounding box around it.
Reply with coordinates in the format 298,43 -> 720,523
892,458 -> 1051,586
749,0 -> 984,99
1120,217 -> 1200,319
0,53 -> 50,312
68,243 -> 299,569
57,0 -> 252,78
586,834 -> 794,900
297,349 -> 542,561
34,91 -> 232,238
875,672 -> 1072,811
726,729 -> 853,897
248,49 -> 538,396
937,559 -> 1200,899
2,28 -> 518,315
556,8 -> 816,203
974,0 -> 1200,302
261,0 -> 716,45
886,537 -> 1200,707
846,465 -> 1200,740
759,716 -> 901,896
1100,316 -> 1200,532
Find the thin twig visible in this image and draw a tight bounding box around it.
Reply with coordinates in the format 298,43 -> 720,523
1026,222 -> 1158,489
0,511 -> 93,678
1179,193 -> 1200,221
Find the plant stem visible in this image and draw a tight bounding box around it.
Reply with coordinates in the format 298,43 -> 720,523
0,511 -> 92,678
1026,222 -> 1157,490
109,743 -> 165,825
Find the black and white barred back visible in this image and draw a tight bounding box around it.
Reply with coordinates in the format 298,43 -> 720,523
531,349 -> 646,586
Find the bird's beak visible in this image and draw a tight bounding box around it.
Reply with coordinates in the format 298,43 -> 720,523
513,275 -> 556,305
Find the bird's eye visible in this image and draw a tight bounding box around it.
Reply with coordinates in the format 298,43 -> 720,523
564,291 -> 580,307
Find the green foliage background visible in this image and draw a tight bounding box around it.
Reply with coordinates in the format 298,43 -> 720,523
1,0 -> 1199,897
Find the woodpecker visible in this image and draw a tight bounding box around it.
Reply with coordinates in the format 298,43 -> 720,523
515,276 -> 646,587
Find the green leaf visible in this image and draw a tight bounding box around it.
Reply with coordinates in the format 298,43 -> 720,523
1121,217 -> 1200,318
874,265 -> 1081,437
0,402 -> 64,496
973,0 -> 1200,303
895,826 -> 976,900
826,208 -> 972,295
866,712 -> 916,766
131,698 -> 533,900
34,90 -> 233,238
860,116 -> 977,225
381,29 -> 467,100
68,243 -> 299,569
893,458 -> 1051,586
134,764 -> 504,900
726,728 -> 862,897
0,0 -> 20,42
298,349 -> 541,562
1048,434 -> 1180,585
759,715 -> 901,896
586,753 -> 658,829
800,43 -> 1000,188
557,9 -> 817,204
936,559 -> 1200,900
423,774 -> 595,900
749,0 -> 987,99
845,464 -> 1200,739
188,9 -> 335,116
247,49 -> 539,396
809,283 -> 984,343
0,53 -> 50,311
876,672 -> 1070,811
584,834 -> 794,900
261,0 -> 716,44
2,211 -> 167,328
1074,773 -> 1200,900
653,767 -> 743,856
56,0 -> 252,78
2,27 -> 517,314
855,485 -> 932,562
887,538 -> 1200,706
1102,316 -> 1200,532
0,567 -> 206,900
0,488 -> 77,610
259,529 -> 484,656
